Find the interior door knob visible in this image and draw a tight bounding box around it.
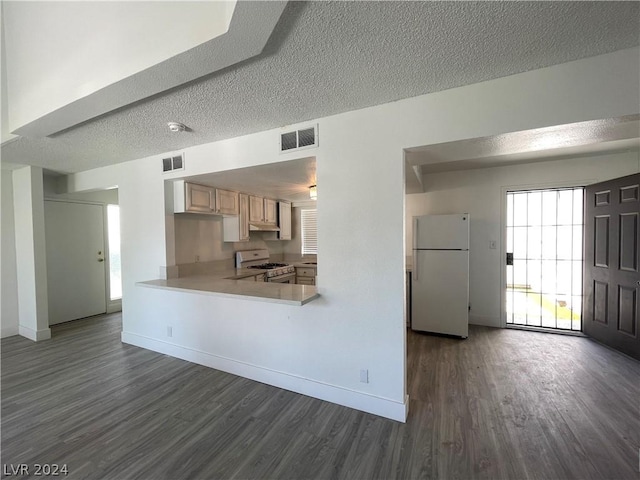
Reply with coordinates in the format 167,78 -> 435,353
98,258 -> 104,262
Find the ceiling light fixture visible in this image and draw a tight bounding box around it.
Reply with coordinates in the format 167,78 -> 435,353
309,185 -> 317,200
167,122 -> 187,132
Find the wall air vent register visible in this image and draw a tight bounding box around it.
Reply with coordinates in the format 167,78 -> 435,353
280,125 -> 318,153
162,153 -> 185,173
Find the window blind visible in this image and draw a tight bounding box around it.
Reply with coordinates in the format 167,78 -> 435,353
301,209 -> 318,255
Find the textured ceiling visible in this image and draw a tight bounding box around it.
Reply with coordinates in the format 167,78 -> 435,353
1,1 -> 639,174
187,156 -> 317,203
407,116 -> 640,173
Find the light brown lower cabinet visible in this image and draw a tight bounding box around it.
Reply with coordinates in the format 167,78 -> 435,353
239,273 -> 265,282
296,267 -> 316,285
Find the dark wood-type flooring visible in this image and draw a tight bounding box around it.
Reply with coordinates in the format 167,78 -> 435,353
2,313 -> 639,479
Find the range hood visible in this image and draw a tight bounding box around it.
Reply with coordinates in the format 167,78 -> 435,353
249,222 -> 280,232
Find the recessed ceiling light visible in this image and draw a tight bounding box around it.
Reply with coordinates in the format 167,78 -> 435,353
167,122 -> 187,132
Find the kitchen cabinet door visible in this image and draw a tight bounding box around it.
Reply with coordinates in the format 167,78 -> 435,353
186,182 -> 215,213
264,198 -> 278,224
278,201 -> 292,240
239,193 -> 250,241
223,193 -> 250,242
296,266 -> 316,285
174,180 -> 216,214
215,188 -> 239,215
249,195 -> 264,222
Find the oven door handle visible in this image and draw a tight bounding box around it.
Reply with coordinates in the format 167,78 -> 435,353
267,272 -> 296,283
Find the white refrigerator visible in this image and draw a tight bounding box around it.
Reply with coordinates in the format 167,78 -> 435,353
411,213 -> 469,338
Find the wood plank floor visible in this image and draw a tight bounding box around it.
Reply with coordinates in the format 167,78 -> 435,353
2,313 -> 639,479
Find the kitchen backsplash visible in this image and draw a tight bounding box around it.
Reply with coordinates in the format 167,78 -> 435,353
174,213 -> 285,266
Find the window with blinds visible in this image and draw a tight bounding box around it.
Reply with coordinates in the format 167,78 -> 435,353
301,209 -> 317,255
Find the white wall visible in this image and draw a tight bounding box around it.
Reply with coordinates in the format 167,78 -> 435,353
1,170 -> 19,337
43,175 -> 118,204
12,166 -> 50,341
62,48 -> 639,421
406,151 -> 640,328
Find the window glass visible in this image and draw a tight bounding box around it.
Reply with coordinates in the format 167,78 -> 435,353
301,209 -> 317,255
107,204 -> 122,300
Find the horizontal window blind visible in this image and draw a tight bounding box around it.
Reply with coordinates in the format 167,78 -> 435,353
301,209 -> 317,255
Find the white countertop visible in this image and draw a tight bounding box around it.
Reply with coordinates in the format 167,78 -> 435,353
137,269 -> 319,306
292,262 -> 318,268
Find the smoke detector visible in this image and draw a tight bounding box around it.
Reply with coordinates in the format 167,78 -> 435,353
167,122 -> 187,132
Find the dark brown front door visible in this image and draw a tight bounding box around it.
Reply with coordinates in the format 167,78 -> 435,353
583,173 -> 640,360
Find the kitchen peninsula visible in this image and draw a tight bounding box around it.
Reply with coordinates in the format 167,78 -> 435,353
138,272 -> 319,306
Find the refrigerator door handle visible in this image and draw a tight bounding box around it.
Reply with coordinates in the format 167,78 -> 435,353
412,218 -> 419,281
413,253 -> 418,282
411,256 -> 418,282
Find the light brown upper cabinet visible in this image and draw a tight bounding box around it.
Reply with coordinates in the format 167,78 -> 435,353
215,188 -> 239,215
278,201 -> 292,240
223,193 -> 250,242
264,198 -> 278,225
249,195 -> 265,222
174,180 -> 216,214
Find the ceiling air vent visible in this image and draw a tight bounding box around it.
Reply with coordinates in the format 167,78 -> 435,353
162,153 -> 185,173
280,124 -> 318,153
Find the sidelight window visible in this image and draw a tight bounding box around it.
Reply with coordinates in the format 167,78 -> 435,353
107,204 -> 122,300
506,187 -> 584,331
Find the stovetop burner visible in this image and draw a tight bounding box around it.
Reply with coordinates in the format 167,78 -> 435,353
247,263 -> 288,269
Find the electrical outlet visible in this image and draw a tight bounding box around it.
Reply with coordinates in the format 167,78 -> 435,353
167,326 -> 173,337
489,240 -> 497,250
360,369 -> 369,383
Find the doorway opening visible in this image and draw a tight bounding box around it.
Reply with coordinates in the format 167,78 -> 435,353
505,187 -> 584,331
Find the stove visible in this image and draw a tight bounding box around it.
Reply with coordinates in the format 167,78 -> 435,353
236,250 -> 296,282
248,262 -> 288,269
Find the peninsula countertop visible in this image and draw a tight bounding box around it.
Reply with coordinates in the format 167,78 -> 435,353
137,269 -> 319,306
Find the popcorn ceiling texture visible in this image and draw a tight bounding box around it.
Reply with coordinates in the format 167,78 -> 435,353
2,1 -> 638,173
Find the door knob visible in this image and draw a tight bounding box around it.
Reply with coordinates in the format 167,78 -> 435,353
98,259 -> 104,262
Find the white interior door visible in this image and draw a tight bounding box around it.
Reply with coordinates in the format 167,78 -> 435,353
45,201 -> 106,325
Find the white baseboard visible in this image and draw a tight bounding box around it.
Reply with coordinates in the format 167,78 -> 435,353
107,300 -> 122,314
122,331 -> 408,423
469,314 -> 500,328
1,326 -> 19,338
18,325 -> 51,341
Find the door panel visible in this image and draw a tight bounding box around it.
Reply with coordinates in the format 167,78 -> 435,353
584,173 -> 640,360
594,216 -> 610,267
45,201 -> 107,325
619,213 -> 638,271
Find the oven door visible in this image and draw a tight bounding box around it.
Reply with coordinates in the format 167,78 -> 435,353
266,272 -> 296,283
